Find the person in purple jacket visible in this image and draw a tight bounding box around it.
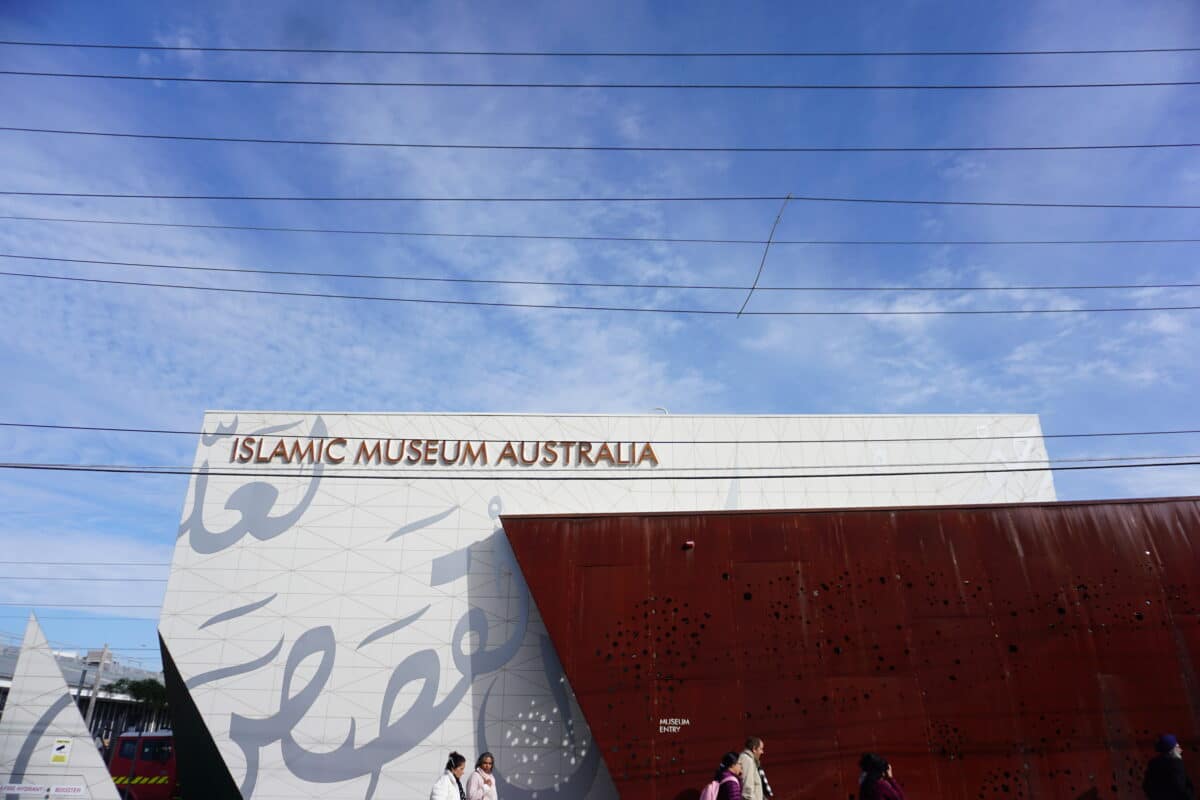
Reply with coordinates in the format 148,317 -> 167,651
858,753 -> 907,800
714,751 -> 744,800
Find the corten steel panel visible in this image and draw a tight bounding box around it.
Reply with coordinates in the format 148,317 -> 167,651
502,497 -> 1200,800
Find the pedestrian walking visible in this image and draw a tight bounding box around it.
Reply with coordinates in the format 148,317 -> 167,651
758,761 -> 773,799
858,753 -> 906,800
699,751 -> 743,800
430,751 -> 468,800
737,737 -> 765,800
466,751 -> 499,800
1143,734 -> 1195,800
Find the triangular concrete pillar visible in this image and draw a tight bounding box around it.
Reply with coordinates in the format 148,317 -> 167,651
0,614 -> 120,800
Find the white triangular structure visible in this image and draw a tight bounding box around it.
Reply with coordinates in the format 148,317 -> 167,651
0,614 -> 119,800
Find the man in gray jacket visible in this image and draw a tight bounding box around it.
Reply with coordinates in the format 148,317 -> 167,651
737,737 -> 765,800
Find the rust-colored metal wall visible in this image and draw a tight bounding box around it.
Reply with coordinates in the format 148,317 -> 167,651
501,497 -> 1200,800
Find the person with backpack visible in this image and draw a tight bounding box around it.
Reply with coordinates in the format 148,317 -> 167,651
699,751 -> 744,800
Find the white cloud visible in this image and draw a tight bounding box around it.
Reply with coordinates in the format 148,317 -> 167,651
1,0 -> 1198,566
0,526 -> 169,620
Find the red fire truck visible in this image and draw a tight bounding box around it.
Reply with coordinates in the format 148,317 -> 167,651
107,730 -> 179,800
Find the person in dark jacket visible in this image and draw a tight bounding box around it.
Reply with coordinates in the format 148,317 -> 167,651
1144,734 -> 1195,800
714,751 -> 744,800
859,753 -> 907,800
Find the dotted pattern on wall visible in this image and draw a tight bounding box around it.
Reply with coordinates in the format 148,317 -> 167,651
504,497 -> 1200,800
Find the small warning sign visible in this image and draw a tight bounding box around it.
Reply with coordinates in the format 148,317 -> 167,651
49,737 -> 73,765
1,782 -> 90,798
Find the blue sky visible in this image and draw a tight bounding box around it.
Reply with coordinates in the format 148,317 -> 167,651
1,0 -> 1198,670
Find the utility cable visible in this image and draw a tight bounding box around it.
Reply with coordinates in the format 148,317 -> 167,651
5,453 -> 1199,477
6,252 -> 1200,294
5,188 -> 1200,209
4,421 -> 1199,447
0,560 -> 169,566
0,575 -> 166,582
4,40 -> 1199,57
11,252 -> 1200,294
739,194 -> 790,316
0,601 -> 161,608
4,214 -> 1198,246
0,613 -> 155,623
2,459 -> 1199,482
5,69 -> 1200,91
4,269 -> 1200,315
4,125 -> 1200,154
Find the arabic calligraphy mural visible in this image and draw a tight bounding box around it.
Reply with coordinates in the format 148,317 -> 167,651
167,416 -> 606,799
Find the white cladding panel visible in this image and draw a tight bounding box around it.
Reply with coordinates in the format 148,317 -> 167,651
160,413 -> 1054,799
0,616 -> 120,800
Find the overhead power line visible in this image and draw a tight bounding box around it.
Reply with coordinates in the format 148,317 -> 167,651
5,214 -> 1199,247
6,421 -> 1199,446
4,189 -> 1200,210
4,269 -> 1199,315
4,252 -> 1199,295
6,644 -> 156,657
4,69 -> 1200,91
0,560 -> 168,566
7,453 -> 1199,475
4,40 -> 1198,57
4,125 -> 1198,154
101,647 -> 159,652
0,575 -> 166,582
3,459 -> 1199,482
0,612 -> 154,620
0,605 -> 160,613
101,642 -> 159,652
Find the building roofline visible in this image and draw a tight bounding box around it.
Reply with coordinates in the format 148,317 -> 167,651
501,494 -> 1199,523
202,410 -> 1042,419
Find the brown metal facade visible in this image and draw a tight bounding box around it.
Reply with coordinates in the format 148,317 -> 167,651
501,497 -> 1200,799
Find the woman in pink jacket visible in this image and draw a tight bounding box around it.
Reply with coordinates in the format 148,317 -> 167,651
465,751 -> 498,800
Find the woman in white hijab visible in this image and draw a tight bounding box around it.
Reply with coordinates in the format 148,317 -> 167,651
430,751 -> 467,800
465,752 -> 499,800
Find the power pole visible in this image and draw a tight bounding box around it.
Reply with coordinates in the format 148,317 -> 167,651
83,643 -> 109,733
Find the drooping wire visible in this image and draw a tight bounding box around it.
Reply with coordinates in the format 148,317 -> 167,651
3,270 -> 1199,316
10,252 -> 1200,293
8,252 -> 1198,294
